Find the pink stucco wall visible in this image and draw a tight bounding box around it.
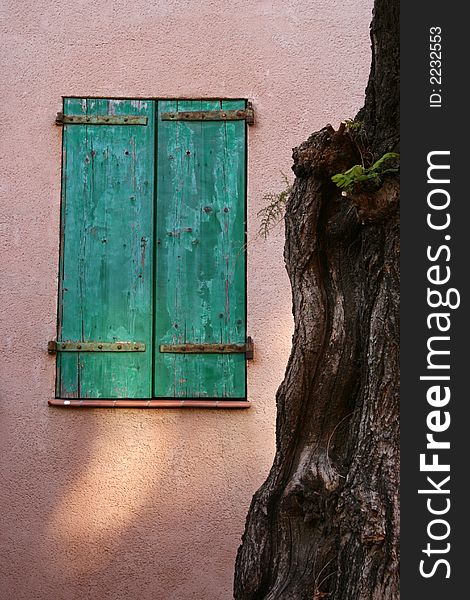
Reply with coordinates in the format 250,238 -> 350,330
0,1 -> 372,598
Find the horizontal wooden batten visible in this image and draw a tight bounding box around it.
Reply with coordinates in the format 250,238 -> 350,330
159,337 -> 254,359
49,399 -> 251,409
56,113 -> 148,126
161,103 -> 254,125
160,343 -> 244,353
48,341 -> 146,354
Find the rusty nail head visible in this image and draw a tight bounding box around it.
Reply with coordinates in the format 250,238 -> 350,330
98,344 -> 103,349
61,343 -> 66,349
117,344 -> 122,350
77,344 -> 82,349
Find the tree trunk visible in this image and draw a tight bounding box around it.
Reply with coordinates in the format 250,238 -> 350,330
234,0 -> 399,598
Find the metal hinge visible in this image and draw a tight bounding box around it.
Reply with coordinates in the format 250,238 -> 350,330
48,341 -> 146,354
160,336 -> 254,360
55,113 -> 148,126
161,102 -> 255,125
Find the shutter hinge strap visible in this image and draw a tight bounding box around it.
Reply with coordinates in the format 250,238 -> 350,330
55,113 -> 148,126
161,102 -> 255,125
159,337 -> 254,360
48,341 -> 146,354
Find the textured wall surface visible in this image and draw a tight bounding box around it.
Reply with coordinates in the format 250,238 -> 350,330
0,1 -> 372,598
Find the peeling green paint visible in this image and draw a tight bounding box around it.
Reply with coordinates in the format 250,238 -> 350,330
154,100 -> 246,398
57,99 -> 155,398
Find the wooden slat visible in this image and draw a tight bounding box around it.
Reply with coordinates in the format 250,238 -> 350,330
57,98 -> 155,398
154,99 -> 247,398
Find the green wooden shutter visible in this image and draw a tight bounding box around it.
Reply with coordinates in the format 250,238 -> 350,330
57,98 -> 155,398
154,100 -> 247,398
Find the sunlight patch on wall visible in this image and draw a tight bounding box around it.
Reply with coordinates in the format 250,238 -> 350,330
46,419 -> 168,574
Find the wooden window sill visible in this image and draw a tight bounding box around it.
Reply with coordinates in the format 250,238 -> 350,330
48,399 -> 251,409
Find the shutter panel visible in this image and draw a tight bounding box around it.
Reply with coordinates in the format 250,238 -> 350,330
154,100 -> 247,398
57,98 -> 155,398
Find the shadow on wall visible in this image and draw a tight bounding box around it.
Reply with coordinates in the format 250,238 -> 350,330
18,408 -> 271,600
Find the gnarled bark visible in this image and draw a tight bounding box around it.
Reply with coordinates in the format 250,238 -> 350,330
234,0 -> 399,598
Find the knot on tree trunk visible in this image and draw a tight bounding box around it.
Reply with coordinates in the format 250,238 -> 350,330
292,124 -> 360,180
281,452 -> 342,524
290,124 -> 399,231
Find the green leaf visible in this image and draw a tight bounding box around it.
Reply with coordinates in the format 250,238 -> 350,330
331,152 -> 399,193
